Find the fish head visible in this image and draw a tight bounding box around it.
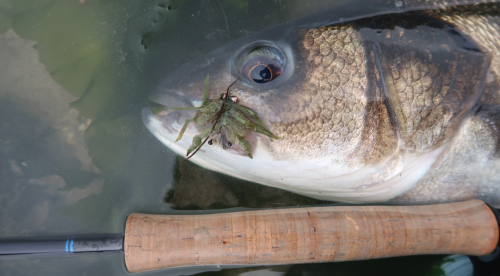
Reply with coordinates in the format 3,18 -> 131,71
143,13 -> 489,203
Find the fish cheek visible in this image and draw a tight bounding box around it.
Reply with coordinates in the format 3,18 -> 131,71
255,25 -> 369,162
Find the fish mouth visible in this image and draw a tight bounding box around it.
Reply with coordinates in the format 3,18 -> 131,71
141,106 -> 262,171
143,91 -> 257,158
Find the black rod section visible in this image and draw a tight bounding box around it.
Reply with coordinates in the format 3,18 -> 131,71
0,233 -> 123,255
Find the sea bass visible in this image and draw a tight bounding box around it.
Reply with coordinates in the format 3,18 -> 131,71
142,2 -> 500,207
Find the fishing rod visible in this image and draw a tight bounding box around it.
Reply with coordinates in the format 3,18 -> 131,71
0,199 -> 498,273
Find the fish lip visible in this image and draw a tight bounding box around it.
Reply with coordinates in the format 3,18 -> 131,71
148,88 -> 200,120
149,89 -> 196,108
141,107 -> 154,128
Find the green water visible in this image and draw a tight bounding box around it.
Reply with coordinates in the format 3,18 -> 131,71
0,0 -> 463,275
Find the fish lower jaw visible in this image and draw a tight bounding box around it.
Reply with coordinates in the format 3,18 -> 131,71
143,107 -> 446,203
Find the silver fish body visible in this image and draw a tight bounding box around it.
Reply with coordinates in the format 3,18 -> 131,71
143,2 -> 500,207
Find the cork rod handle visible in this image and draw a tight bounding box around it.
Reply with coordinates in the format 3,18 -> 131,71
124,199 -> 498,273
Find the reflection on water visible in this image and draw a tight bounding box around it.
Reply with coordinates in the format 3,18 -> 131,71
0,0 -> 481,275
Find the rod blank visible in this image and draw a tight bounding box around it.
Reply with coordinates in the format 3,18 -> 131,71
0,234 -> 123,255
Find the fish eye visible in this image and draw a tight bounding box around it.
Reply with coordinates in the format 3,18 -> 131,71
240,46 -> 285,84
242,57 -> 282,83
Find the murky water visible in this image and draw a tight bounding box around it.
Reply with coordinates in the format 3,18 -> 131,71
0,0 -> 486,275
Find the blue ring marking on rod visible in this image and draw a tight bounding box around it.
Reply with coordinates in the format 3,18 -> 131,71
65,239 -> 69,253
70,239 -> 74,253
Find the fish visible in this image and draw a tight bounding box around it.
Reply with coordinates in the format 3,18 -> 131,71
142,2 -> 500,207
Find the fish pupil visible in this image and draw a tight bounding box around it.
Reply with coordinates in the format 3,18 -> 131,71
250,65 -> 272,83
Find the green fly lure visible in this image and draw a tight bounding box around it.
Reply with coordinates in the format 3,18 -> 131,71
171,74 -> 280,160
